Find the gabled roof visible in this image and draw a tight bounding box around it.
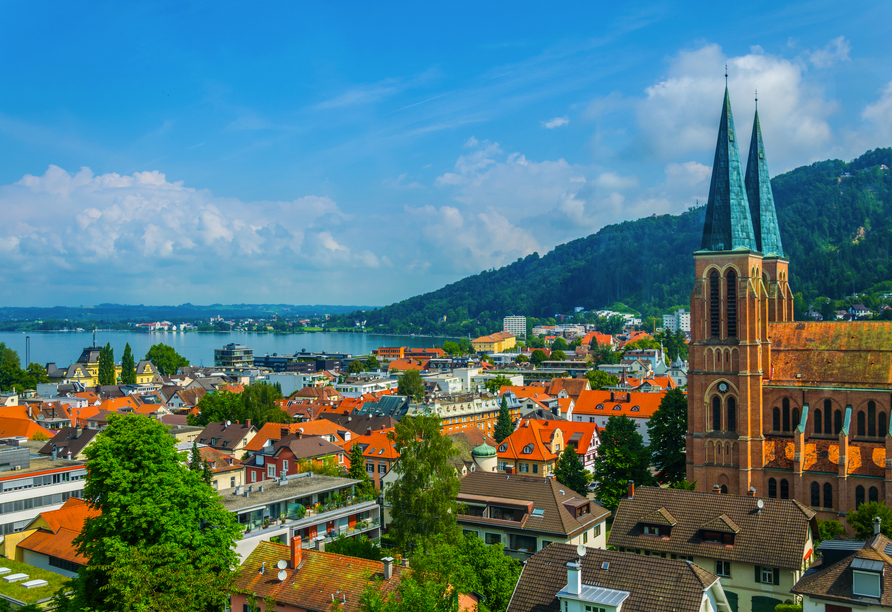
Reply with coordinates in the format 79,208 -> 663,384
274,435 -> 344,462
39,497 -> 98,534
459,472 -> 610,537
639,507 -> 677,527
573,390 -> 664,418
745,107 -> 784,257
700,86 -> 758,253
342,428 -> 399,460
497,419 -> 560,462
608,487 -> 817,570
196,421 -> 255,451
507,543 -> 719,612
18,527 -> 87,565
39,426 -> 100,458
0,417 -> 52,439
233,541 -> 408,612
793,534 -> 892,606
246,421 -> 348,452
471,331 -> 515,344
96,395 -> 142,412
544,378 -> 591,403
317,412 -> 398,437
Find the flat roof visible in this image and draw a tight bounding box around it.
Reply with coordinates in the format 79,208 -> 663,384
220,473 -> 359,512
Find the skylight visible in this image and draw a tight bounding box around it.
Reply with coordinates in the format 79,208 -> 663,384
532,509 -> 544,516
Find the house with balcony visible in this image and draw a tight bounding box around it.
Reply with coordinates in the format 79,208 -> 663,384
457,471 -> 610,560
220,473 -> 380,560
196,420 -> 257,455
242,434 -> 345,485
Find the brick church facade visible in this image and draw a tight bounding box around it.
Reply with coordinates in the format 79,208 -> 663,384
686,86 -> 892,519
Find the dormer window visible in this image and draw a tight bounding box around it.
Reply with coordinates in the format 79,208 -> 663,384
702,530 -> 735,546
498,444 -> 507,452
521,444 -> 534,454
852,559 -> 884,598
642,525 -> 662,536
613,405 -> 621,411
595,404 -> 604,410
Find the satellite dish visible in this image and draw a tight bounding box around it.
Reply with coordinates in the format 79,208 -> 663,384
277,569 -> 287,581
757,499 -> 764,509
225,420 -> 231,427
576,544 -> 586,557
277,559 -> 288,569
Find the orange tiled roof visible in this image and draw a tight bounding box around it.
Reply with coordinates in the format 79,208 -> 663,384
96,396 -> 142,412
73,391 -> 99,403
541,420 -> 599,457
41,498 -> 99,534
497,419 -> 560,462
387,358 -> 429,371
343,428 -> 399,460
472,331 -> 515,343
545,378 -> 591,402
573,390 -> 664,418
69,405 -> 100,426
219,384 -> 245,394
0,406 -> 31,420
245,421 -> 348,452
18,527 -> 87,565
0,417 -> 52,439
498,385 -> 551,401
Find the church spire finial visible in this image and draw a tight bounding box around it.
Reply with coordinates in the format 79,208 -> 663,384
725,64 -> 728,86
755,89 -> 758,110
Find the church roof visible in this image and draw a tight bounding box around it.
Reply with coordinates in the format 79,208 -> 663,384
745,108 -> 784,257
767,321 -> 892,389
700,87 -> 759,253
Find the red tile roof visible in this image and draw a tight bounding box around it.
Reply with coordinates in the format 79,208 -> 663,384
18,527 -> 87,565
343,428 -> 399,460
497,419 -> 561,462
245,421 -> 349,452
573,390 -> 664,418
0,417 -> 52,440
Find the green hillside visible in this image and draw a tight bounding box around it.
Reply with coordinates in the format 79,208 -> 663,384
327,148 -> 892,336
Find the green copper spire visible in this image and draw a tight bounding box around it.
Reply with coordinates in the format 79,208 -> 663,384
700,87 -> 759,252
745,106 -> 784,257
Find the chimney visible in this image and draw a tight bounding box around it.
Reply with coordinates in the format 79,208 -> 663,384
610,391 -> 615,401
874,517 -> 882,535
712,484 -> 721,494
297,432 -> 303,440
74,425 -> 82,440
566,561 -> 581,596
315,536 -> 326,552
291,535 -> 303,568
747,486 -> 756,497
366,428 -> 372,436
382,557 -> 394,580
506,465 -> 514,474
246,419 -> 252,429
627,480 -> 635,499
281,427 -> 290,437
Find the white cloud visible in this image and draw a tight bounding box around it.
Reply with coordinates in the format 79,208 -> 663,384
383,173 -> 425,190
542,116 -> 569,129
806,36 -> 851,69
862,82 -> 892,140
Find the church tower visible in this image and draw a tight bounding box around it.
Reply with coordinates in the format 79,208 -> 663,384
687,86 -> 781,495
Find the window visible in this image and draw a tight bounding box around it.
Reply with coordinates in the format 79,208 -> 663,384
834,410 -> 843,435
710,271 -> 720,338
755,565 -> 779,585
782,399 -> 791,432
49,556 -> 81,573
780,479 -> 789,499
583,606 -> 607,612
768,478 -> 777,499
792,408 -> 799,430
811,482 -> 820,507
824,400 -> 832,434
378,463 -> 387,474
856,485 -> 866,508
715,560 -> 731,577
212,480 -> 218,491
519,463 -> 529,473
583,531 -> 588,544
282,460 -> 289,473
251,471 -> 257,483
853,570 -> 882,598
484,532 -> 501,545
772,407 -> 781,431
869,401 -> 877,437
367,463 -> 374,473
726,270 -> 737,338
497,461 -> 508,472
713,397 -> 722,431
814,409 -> 823,434
462,529 -> 478,538
267,464 -> 275,478
727,397 -> 736,432
720,484 -> 728,494
642,525 -> 661,535
870,486 -> 879,503
532,464 -> 539,474
881,411 -> 888,437
858,411 -> 866,436
824,482 -> 833,508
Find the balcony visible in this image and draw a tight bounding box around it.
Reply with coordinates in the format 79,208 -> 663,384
301,517 -> 382,548
239,497 -> 379,539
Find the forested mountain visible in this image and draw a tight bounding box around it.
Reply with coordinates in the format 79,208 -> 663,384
327,148 -> 892,336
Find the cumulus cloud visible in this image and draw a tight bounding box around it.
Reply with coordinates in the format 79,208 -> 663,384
636,43 -> 837,171
862,82 -> 892,140
0,165 -> 387,303
542,116 -> 569,129
806,36 -> 851,68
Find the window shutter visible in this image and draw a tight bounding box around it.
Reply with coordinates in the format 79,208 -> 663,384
754,565 -> 761,582
773,568 -> 780,585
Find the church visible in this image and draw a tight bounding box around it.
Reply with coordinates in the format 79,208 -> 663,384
685,85 -> 892,519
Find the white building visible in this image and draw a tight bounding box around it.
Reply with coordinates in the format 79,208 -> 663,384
268,372 -> 329,397
662,308 -> 691,333
334,377 -> 399,398
503,315 -> 527,338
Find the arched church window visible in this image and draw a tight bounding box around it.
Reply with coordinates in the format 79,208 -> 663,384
869,401 -> 877,437
856,485 -> 865,508
824,400 -> 832,434
780,479 -> 789,499
727,397 -> 736,432
834,410 -> 843,435
870,486 -> 879,503
768,478 -> 777,499
720,484 -> 728,494
726,270 -> 737,338
782,399 -> 791,432
810,482 -> 820,507
709,271 -> 720,338
858,411 -> 866,437
824,483 -> 833,508
880,412 -> 887,437
772,407 -> 780,432
712,397 -> 721,431
792,408 -> 800,430
814,409 -> 823,434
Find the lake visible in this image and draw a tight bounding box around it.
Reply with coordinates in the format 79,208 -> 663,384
0,331 -> 455,368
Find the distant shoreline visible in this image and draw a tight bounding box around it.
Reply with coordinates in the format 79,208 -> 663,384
11,329 -> 464,341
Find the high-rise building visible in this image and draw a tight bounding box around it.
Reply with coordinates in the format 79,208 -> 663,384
214,343 -> 254,368
503,315 -> 526,338
685,85 -> 892,518
662,309 -> 691,333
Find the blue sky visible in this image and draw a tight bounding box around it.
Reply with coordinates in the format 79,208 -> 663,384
1,1 -> 891,307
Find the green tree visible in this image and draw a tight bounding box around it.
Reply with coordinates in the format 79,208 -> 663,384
494,396 -> 514,443
514,354 -> 528,364
669,480 -> 697,490
64,414 -> 241,611
397,370 -> 425,402
365,355 -> 380,370
326,534 -> 382,561
144,344 -> 190,377
554,445 -> 588,497
202,459 -> 213,485
817,518 -> 847,544
98,343 -> 116,386
622,337 -> 660,353
551,337 -> 569,351
189,385 -> 288,428
647,388 -> 687,484
385,414 -> 460,552
348,443 -> 375,496
585,369 -> 618,391
529,349 -> 547,366
189,441 -> 202,473
484,375 -> 511,394
550,350 -> 567,361
594,415 -> 653,512
590,342 -> 621,366
120,343 -> 136,385
442,341 -> 461,356
348,360 -> 365,374
846,501 -> 892,539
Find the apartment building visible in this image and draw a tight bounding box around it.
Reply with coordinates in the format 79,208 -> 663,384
503,315 -> 527,338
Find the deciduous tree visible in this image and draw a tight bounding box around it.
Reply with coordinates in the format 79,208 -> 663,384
647,388 -> 687,484
585,369 -> 618,391
483,375 -> 511,394
144,344 -> 190,377
554,445 -> 588,497
846,501 -> 892,539
348,443 -> 375,495
396,370 -> 425,402
550,350 -> 567,361
529,349 -> 547,366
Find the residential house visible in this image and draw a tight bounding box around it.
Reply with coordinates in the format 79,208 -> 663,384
134,360 -> 162,384
609,485 -> 818,612
497,419 -> 599,475
317,413 -> 398,437
544,378 -> 591,406
245,421 -> 350,454
231,539 -> 408,612
199,446 -> 246,492
507,543 -> 730,612
222,473 -> 380,560
458,472 -> 610,560
196,421 -> 257,455
448,428 -> 499,476
243,434 -> 346,485
161,387 -> 207,410
335,377 -> 399,398
572,390 -> 664,445
666,357 -> 689,388
387,358 -> 430,373
471,331 -> 516,354
342,428 -> 397,490
45,345 -> 122,387
792,531 -> 892,610
411,393 -> 512,435
353,395 -> 410,420
0,416 -> 52,441
38,426 -> 100,461
848,304 -> 874,319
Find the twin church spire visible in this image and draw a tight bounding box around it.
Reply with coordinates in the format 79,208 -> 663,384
700,86 -> 784,257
